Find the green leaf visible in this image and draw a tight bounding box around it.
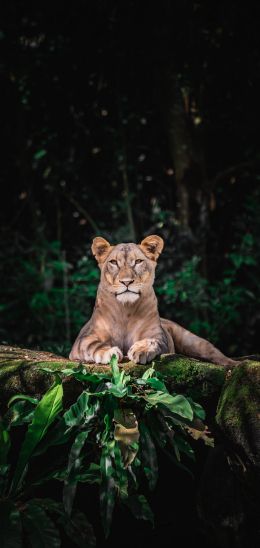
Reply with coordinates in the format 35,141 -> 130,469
145,377 -> 168,392
63,430 -> 89,516
8,394 -> 39,407
124,494 -> 154,525
0,421 -> 10,465
113,442 -> 128,498
33,149 -> 47,160
72,371 -> 111,383
0,501 -> 22,548
35,398 -> 99,456
141,366 -> 155,380
63,391 -> 90,427
139,422 -> 158,490
110,354 -> 120,384
104,383 -> 128,397
7,400 -> 37,426
22,502 -> 60,547
100,448 -> 116,538
10,377 -> 63,494
33,418 -> 71,455
146,412 -> 167,448
173,434 -> 195,460
144,392 -> 193,421
186,398 -> 205,420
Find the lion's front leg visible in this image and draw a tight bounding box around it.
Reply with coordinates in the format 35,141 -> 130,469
69,335 -> 123,365
127,338 -> 161,365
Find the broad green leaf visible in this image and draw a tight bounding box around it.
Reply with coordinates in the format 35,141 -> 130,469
8,394 -> 39,407
172,438 -> 180,461
101,413 -> 113,444
147,415 -> 194,476
146,412 -> 167,448
173,434 -> 195,460
139,422 -> 158,490
104,383 -> 128,397
186,398 -> 205,420
100,448 -> 116,538
63,391 -> 90,427
6,400 -> 36,426
110,354 -> 120,383
72,371 -> 111,383
11,377 -> 63,494
124,494 -> 154,525
22,502 -> 60,548
0,421 -> 10,465
35,393 -> 99,454
59,510 -> 96,548
156,444 -> 193,477
144,391 -> 193,421
33,418 -> 71,455
145,377 -> 168,392
53,364 -> 111,383
63,429 -> 89,516
141,366 -> 155,380
109,355 -> 130,387
0,501 -> 22,548
113,442 -> 128,498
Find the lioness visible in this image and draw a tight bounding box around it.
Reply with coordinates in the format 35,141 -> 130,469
69,235 -> 235,367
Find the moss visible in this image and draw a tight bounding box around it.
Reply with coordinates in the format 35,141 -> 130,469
0,359 -> 30,380
155,355 -> 226,399
216,361 -> 260,465
216,362 -> 260,427
0,344 -> 229,408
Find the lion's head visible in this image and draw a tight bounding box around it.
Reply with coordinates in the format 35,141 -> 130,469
91,235 -> 164,304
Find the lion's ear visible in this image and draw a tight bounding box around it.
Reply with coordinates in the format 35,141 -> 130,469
139,235 -> 164,261
91,237 -> 112,264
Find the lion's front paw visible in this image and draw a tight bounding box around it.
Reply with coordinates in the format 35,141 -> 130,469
127,339 -> 159,365
94,346 -> 123,365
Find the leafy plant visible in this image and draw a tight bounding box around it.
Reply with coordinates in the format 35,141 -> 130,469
0,355 -> 212,545
0,377 -> 95,548
40,355 -> 213,536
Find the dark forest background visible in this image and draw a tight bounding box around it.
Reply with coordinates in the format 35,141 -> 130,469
1,0 -> 260,358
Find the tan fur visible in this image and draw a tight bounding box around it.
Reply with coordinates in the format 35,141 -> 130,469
69,235 -> 235,367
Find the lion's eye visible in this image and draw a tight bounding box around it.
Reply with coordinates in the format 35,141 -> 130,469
109,260 -> 118,266
135,259 -> 143,265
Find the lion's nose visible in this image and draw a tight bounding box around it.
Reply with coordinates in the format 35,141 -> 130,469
120,279 -> 134,287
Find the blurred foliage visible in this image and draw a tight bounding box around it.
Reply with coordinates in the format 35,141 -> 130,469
0,236 -> 99,355
0,1 -> 260,356
156,204 -> 260,354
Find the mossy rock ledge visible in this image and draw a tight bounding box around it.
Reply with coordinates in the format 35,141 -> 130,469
216,360 -> 260,467
0,344 -> 259,467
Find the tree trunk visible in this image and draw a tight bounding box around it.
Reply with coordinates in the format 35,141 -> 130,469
163,72 -> 212,273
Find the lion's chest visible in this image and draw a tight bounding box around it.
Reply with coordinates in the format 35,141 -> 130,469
112,317 -> 148,355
